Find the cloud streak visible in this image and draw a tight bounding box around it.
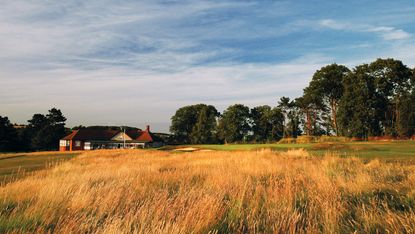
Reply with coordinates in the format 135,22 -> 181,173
319,19 -> 411,41
1,1 -> 415,132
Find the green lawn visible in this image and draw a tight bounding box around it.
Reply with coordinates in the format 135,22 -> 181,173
0,152 -> 79,184
168,141 -> 415,161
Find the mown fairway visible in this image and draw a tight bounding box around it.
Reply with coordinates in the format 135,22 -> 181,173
174,141 -> 415,160
1,148 -> 415,233
0,152 -> 79,184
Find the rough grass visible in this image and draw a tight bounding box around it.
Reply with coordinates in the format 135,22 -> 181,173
1,149 -> 415,233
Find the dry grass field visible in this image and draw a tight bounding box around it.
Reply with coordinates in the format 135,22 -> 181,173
1,149 -> 415,233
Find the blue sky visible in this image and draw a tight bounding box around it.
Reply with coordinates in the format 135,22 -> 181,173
1,0 -> 415,132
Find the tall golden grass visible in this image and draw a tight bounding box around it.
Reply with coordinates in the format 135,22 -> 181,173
1,149 -> 415,233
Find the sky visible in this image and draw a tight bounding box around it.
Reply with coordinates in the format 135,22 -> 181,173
1,0 -> 415,133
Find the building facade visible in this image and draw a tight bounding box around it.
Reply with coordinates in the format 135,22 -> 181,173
59,126 -> 164,151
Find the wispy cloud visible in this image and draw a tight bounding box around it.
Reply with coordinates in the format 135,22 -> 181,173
0,56 -> 327,129
1,1 -> 415,131
319,19 -> 411,41
0,1 -> 236,71
319,19 -> 349,30
366,26 -> 411,40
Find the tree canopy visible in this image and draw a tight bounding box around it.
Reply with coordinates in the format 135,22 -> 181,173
170,104 -> 219,144
170,58 -> 415,143
218,104 -> 251,143
25,108 -> 67,151
0,116 -> 19,151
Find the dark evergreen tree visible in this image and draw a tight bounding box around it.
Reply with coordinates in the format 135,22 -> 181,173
251,105 -> 271,142
268,107 -> 285,141
0,116 -> 19,151
25,108 -> 67,151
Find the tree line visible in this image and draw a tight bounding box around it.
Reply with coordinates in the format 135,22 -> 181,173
170,104 -> 284,144
0,108 -> 67,152
170,58 -> 415,143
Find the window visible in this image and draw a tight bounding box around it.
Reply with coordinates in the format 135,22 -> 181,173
84,142 -> 91,150
75,141 -> 81,147
60,140 -> 67,147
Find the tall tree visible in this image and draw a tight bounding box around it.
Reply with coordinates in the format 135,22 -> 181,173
396,68 -> 415,137
397,90 -> 415,137
217,104 -> 251,143
306,64 -> 350,135
190,106 -> 219,144
47,108 -> 67,126
277,97 -> 301,138
28,114 -> 48,130
368,58 -> 412,136
0,116 -> 19,151
25,108 -> 67,150
338,64 -> 381,139
170,104 -> 219,144
268,107 -> 285,141
296,87 -> 325,136
251,105 -> 284,142
170,104 -> 203,144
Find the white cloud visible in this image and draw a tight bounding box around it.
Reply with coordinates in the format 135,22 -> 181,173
319,19 -> 411,41
1,1 -> 415,132
370,28 -> 411,40
319,19 -> 350,30
0,56 -> 327,130
0,0 -> 307,132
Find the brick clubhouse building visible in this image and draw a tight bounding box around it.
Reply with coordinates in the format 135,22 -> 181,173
59,125 -> 164,151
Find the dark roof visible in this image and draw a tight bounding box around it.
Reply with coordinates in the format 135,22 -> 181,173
62,129 -> 119,141
61,127 -> 164,143
125,130 -> 142,139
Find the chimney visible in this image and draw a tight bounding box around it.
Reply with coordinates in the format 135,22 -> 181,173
146,125 -> 150,132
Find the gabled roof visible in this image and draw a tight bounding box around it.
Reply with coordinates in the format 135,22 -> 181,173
62,130 -> 78,140
61,127 -> 164,143
136,131 -> 154,142
125,130 -> 142,139
128,130 -> 162,143
111,132 -> 133,141
62,129 -> 119,141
